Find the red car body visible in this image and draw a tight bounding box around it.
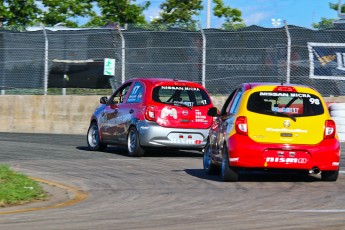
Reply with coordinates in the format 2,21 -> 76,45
87,78 -> 214,156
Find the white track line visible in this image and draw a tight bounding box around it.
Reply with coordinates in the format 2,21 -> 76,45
258,209 -> 345,213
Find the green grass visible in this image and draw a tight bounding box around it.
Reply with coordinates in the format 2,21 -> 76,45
0,165 -> 47,207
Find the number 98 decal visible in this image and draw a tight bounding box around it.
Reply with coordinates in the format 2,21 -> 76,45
309,98 -> 320,105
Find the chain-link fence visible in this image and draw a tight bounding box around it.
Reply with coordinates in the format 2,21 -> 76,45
0,23 -> 345,96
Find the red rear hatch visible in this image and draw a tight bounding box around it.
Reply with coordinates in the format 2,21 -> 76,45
146,81 -> 213,129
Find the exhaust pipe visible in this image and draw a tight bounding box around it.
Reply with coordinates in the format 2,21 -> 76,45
309,167 -> 321,174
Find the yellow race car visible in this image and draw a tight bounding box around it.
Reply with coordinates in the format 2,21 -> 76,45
204,83 -> 340,182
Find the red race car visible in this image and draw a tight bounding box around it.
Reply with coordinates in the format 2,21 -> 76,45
87,78 -> 214,156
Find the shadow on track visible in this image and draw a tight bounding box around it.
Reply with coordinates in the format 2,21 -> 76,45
184,168 -> 321,182
77,146 -> 203,158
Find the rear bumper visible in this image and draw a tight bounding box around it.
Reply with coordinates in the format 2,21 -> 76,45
137,120 -> 209,150
227,134 -> 341,171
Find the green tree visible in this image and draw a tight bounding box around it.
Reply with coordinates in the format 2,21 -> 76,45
0,0 -> 40,27
312,2 -> 345,29
153,0 -> 203,29
213,0 -> 245,30
40,0 -> 95,27
312,17 -> 336,30
85,0 -> 150,27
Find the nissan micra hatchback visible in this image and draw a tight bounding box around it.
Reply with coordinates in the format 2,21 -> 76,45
204,83 -> 340,182
87,78 -> 214,156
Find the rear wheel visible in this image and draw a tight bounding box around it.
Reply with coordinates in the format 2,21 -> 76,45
203,141 -> 219,175
321,170 -> 339,181
221,145 -> 239,182
87,122 -> 107,151
127,127 -> 145,157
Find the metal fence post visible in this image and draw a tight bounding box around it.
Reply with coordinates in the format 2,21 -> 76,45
42,24 -> 49,95
284,20 -> 291,84
200,26 -> 206,88
116,24 -> 126,84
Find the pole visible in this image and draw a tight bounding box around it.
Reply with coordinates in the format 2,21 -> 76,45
206,0 -> 211,28
284,20 -> 291,84
116,24 -> 126,84
42,23 -> 49,95
200,25 -> 206,88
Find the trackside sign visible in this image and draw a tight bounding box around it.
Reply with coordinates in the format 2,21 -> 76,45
308,42 -> 345,80
104,58 -> 116,76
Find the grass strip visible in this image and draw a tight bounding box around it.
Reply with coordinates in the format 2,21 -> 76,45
0,165 -> 46,207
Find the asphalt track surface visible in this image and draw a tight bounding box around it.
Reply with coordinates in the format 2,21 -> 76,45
0,133 -> 345,230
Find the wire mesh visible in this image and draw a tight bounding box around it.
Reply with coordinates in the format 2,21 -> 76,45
0,23 -> 344,96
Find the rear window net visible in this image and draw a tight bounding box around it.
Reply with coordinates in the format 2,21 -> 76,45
247,91 -> 324,117
152,86 -> 211,107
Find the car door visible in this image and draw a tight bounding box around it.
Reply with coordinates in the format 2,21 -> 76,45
215,88 -> 243,160
114,81 -> 145,143
209,88 -> 238,162
101,82 -> 132,143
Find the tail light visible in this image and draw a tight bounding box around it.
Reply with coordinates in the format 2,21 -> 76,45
324,120 -> 336,139
273,86 -> 297,92
235,116 -> 248,135
145,106 -> 155,121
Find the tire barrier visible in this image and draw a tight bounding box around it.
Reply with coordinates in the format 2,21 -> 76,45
329,103 -> 345,142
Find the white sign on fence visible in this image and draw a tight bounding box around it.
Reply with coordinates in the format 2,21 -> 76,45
104,58 -> 116,76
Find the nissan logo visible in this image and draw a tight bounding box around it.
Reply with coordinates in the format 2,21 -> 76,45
182,110 -> 188,115
283,120 -> 290,128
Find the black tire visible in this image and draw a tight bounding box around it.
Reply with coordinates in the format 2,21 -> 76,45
87,122 -> 107,151
127,127 -> 145,157
203,141 -> 219,175
221,144 -> 239,182
321,170 -> 339,181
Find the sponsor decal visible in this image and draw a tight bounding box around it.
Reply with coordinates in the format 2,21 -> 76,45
170,139 -> 200,144
161,86 -> 200,91
265,157 -> 308,164
229,158 -> 239,162
260,92 -> 311,98
272,107 -> 300,113
161,107 -> 177,119
174,101 -> 194,107
195,110 -> 208,123
266,128 -> 308,133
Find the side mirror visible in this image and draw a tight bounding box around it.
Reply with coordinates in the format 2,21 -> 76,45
207,107 -> 218,117
100,96 -> 108,104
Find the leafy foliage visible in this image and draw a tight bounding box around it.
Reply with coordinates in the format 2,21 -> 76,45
213,0 -> 245,30
312,2 -> 345,30
41,0 -> 95,27
312,17 -> 336,30
153,0 -> 203,30
0,0 -> 40,27
0,0 -> 244,30
84,0 -> 150,27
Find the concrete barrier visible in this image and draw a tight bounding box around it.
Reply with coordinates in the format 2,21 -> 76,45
0,95 -> 344,135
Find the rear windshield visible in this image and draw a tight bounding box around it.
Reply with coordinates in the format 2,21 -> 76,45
152,85 -> 211,107
247,91 -> 324,117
